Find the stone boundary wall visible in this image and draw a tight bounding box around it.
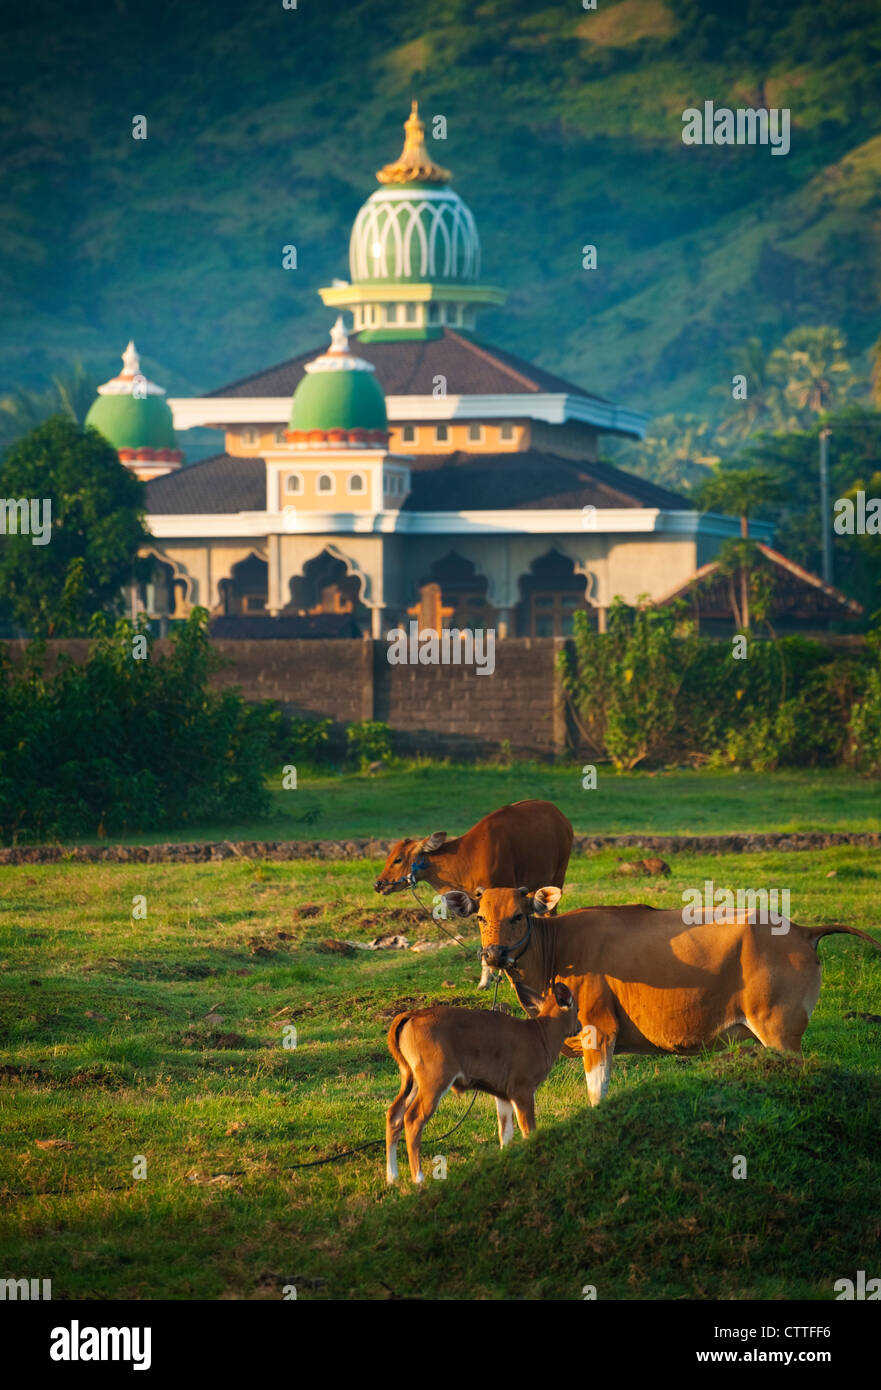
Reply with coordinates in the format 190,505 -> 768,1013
2,830 -> 878,865
3,636 -> 568,757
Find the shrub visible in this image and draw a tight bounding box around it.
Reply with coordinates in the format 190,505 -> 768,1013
849,634 -> 881,775
287,717 -> 332,765
558,601 -> 864,770
558,600 -> 701,770
0,608 -> 276,841
345,719 -> 392,768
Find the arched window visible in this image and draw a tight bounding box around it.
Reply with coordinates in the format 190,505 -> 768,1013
285,474 -> 302,494
348,473 -> 365,494
241,427 -> 258,446
317,473 -> 334,494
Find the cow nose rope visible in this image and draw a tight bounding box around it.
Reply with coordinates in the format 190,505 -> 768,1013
407,883 -> 473,958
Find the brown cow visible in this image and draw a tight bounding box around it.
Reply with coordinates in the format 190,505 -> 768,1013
442,886 -> 881,1104
385,982 -> 580,1185
374,801 -> 573,987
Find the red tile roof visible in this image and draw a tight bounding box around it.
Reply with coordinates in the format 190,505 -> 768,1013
203,329 -> 609,403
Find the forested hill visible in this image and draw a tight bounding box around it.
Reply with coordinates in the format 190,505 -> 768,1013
2,0 -> 880,416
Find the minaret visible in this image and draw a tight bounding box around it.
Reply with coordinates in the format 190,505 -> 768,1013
319,101 -> 506,340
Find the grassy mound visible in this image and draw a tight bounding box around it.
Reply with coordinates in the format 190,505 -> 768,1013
327,1050 -> 881,1300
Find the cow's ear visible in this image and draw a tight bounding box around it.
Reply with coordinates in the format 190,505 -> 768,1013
420,831 -> 447,853
442,889 -> 478,917
553,981 -> 574,1008
532,886 -> 562,915
517,982 -> 544,1015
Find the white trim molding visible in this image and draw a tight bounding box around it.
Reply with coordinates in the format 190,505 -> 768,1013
146,508 -> 774,542
168,391 -> 649,439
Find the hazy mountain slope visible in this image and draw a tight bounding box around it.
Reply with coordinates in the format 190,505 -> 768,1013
1,0 -> 879,415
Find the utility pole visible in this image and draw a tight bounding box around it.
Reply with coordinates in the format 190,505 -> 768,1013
819,426 -> 832,586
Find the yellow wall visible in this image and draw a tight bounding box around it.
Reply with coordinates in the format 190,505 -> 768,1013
388,421 -> 530,454
226,427 -> 288,457
225,421 -> 531,457
279,467 -> 375,511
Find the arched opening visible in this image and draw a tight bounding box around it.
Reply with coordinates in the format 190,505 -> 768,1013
219,553 -> 268,616
133,553 -> 191,632
411,552 -> 495,630
516,550 -> 595,637
287,549 -> 367,622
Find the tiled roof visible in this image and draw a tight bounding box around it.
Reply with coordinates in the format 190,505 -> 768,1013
203,329 -> 607,403
653,543 -> 863,617
403,451 -> 687,511
145,454 -> 265,514
145,449 -> 685,516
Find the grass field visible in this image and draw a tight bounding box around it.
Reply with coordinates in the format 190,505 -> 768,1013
48,765 -> 881,846
2,835 -> 880,1300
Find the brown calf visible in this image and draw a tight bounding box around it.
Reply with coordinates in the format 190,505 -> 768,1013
442,886 -> 881,1106
374,800 -> 573,987
385,982 -> 580,1185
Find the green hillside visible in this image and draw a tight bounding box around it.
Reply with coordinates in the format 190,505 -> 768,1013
2,0 -> 880,414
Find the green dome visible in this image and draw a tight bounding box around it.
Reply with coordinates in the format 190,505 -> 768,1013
348,103 -> 479,286
289,319 -> 387,433
290,369 -> 387,432
349,186 -> 480,285
85,393 -> 178,451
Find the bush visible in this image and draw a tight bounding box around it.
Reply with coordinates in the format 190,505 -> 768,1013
558,600 -> 701,770
345,719 -> 392,768
558,601 -> 864,770
287,717 -> 332,765
0,608 -> 277,841
849,634 -> 881,775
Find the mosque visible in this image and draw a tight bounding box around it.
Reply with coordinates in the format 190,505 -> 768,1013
84,101 -> 812,640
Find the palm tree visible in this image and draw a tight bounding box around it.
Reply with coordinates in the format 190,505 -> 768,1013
768,326 -> 856,431
697,467 -> 785,628
716,337 -> 785,444
0,362 -> 97,451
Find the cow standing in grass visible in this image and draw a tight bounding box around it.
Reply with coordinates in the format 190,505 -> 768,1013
442,886 -> 881,1104
374,800 -> 574,987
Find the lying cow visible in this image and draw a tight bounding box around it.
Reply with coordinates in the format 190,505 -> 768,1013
385,981 -> 580,1185
374,800 -> 573,987
442,886 -> 881,1105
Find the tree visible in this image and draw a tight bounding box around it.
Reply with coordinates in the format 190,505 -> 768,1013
715,336 -> 785,445
0,415 -> 147,636
0,362 -> 97,451
728,408 -> 881,615
605,413 -> 720,494
767,326 -> 858,431
697,467 -> 785,629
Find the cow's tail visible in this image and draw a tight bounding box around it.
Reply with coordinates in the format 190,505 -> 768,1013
801,923 -> 881,954
387,1012 -> 415,1081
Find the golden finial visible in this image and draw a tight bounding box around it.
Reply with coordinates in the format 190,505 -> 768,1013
376,100 -> 452,185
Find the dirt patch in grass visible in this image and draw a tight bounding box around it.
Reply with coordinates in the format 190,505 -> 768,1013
177,1029 -> 262,1050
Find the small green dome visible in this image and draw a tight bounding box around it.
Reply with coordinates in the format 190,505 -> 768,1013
85,393 -> 178,451
289,318 -> 387,433
290,369 -> 387,433
85,341 -> 179,452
